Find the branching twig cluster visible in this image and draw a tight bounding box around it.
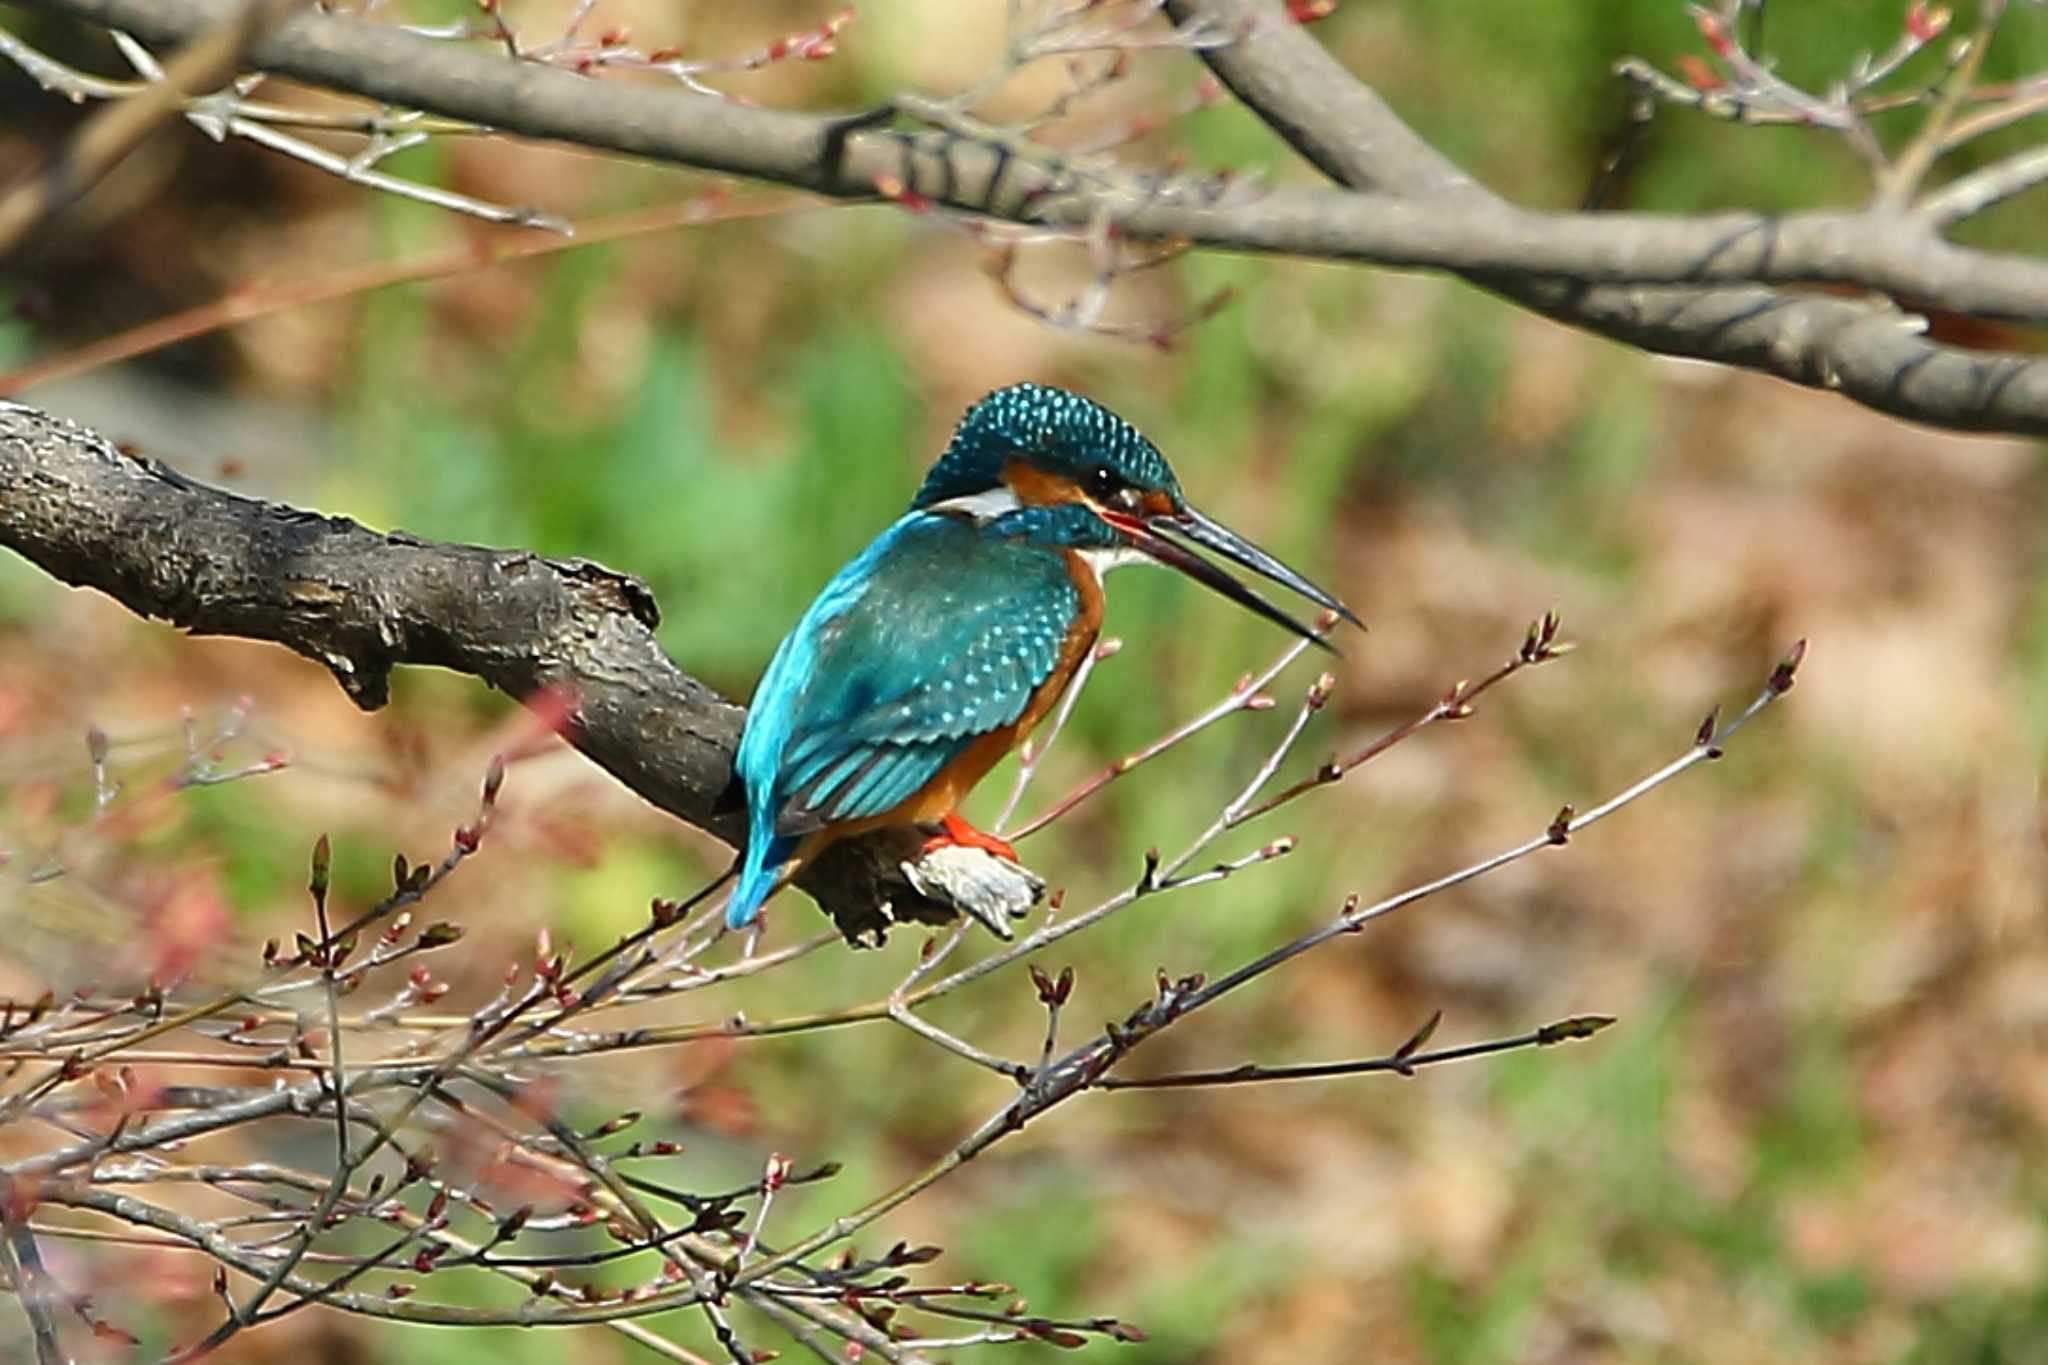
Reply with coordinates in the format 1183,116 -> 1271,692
0,0 -> 851,233
865,2 -> 1260,348
6,0 -> 2048,428
0,605 -> 1804,1361
0,15 -> 566,232
462,0 -> 856,97
1,699 -> 288,895
1616,0 -> 2048,222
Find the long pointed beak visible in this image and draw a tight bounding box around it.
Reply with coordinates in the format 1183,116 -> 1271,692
1114,505 -> 1363,650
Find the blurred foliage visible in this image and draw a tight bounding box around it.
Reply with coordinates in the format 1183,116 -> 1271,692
2,0 -> 2048,1361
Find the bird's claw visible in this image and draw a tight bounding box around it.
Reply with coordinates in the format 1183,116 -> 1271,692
921,810 -> 1019,865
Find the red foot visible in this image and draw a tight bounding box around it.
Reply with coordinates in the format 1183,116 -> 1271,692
920,811 -> 1018,864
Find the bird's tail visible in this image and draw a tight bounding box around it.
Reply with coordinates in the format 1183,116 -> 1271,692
727,830 -> 798,929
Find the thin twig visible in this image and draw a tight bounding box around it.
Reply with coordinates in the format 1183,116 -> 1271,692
1883,0 -> 2011,206
1,1192 -> 63,1365
1921,144 -> 2048,225
0,0 -> 295,255
1099,1014 -> 1616,1088
1008,615 -> 1328,839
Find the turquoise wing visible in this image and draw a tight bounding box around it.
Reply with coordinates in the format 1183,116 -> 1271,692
768,513 -> 1079,832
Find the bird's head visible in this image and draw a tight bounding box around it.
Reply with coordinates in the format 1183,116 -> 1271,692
914,383 -> 1360,646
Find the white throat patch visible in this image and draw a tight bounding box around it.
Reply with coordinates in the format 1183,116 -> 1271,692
927,486 -> 1022,524
927,488 -> 1152,580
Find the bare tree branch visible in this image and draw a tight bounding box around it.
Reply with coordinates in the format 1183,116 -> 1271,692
1924,145 -> 2048,226
0,399 -> 948,936
1166,0 -> 2048,435
12,0 -> 2048,433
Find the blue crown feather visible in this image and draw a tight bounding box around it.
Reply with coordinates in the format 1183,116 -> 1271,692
912,382 -> 1178,511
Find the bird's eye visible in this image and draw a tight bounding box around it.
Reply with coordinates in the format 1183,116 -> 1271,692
1086,466 -> 1146,514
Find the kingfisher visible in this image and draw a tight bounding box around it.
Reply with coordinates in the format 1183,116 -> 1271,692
725,383 -> 1359,929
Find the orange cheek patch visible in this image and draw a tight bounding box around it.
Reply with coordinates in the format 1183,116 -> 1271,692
1001,457 -> 1083,507
1139,490 -> 1176,518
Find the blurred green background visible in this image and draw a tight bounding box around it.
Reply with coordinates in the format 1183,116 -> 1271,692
2,1 -> 2047,1361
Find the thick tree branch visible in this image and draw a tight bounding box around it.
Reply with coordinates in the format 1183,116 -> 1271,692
14,0 -> 2048,434
0,399 -> 950,939
1167,0 -> 2048,435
